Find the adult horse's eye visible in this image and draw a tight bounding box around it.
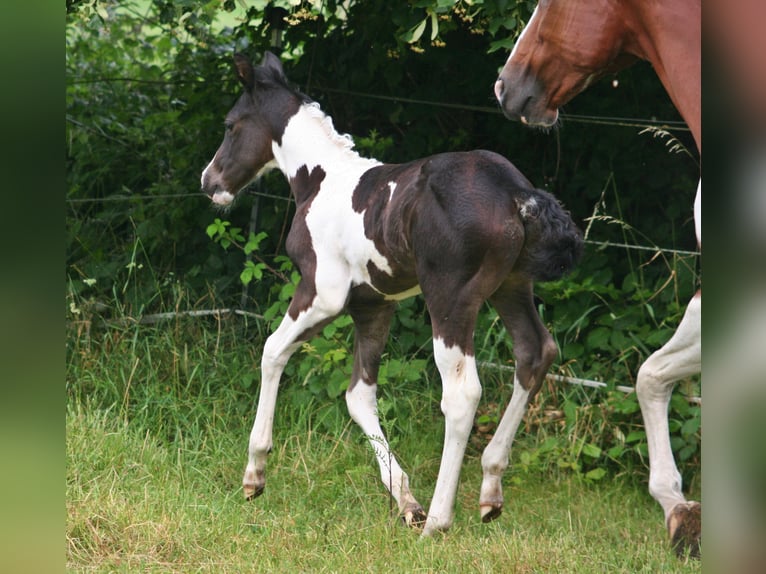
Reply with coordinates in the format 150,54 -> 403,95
224,122 -> 234,132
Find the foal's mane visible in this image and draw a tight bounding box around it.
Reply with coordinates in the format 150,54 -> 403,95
253,58 -> 360,157
301,102 -> 359,155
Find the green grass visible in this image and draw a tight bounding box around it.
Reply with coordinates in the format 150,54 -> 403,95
66,400 -> 700,573
66,312 -> 701,573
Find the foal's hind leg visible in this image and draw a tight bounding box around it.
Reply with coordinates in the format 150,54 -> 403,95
479,279 -> 558,522
636,291 -> 701,557
345,299 -> 426,526
420,295 -> 485,536
243,280 -> 345,500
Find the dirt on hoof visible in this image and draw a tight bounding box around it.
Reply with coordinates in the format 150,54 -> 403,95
668,501 -> 701,559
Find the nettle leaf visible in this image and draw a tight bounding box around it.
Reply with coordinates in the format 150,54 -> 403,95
244,231 -> 268,254
585,468 -> 607,481
625,430 -> 646,443
681,416 -> 701,437
582,443 -> 602,459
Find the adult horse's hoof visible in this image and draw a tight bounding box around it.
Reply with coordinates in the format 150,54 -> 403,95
480,503 -> 503,523
668,501 -> 701,559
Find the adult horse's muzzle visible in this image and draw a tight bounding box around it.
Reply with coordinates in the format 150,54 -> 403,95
494,64 -> 559,128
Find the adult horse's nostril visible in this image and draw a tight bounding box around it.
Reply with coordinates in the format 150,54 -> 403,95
494,79 -> 505,103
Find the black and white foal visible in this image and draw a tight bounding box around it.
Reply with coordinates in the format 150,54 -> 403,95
200,52 -> 583,537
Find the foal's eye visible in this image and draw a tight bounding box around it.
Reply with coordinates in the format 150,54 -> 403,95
224,122 -> 234,132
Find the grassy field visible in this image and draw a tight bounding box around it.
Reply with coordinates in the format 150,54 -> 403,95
66,312 -> 701,573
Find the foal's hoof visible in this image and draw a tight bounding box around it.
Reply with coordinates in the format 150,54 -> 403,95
668,501 -> 701,559
401,505 -> 427,529
480,503 -> 503,523
243,484 -> 265,501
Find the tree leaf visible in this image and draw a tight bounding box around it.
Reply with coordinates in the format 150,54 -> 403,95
407,18 -> 427,43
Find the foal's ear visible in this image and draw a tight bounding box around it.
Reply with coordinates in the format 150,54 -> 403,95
260,51 -> 286,82
233,52 -> 255,91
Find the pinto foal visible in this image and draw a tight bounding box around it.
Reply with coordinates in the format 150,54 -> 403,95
201,52 -> 582,537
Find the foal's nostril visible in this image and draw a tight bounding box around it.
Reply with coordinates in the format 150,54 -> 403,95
494,79 -> 505,103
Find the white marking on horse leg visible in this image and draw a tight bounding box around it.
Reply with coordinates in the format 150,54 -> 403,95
422,338 -> 482,536
243,301 -> 342,499
479,377 -> 530,520
636,293 -> 701,520
346,380 -> 423,522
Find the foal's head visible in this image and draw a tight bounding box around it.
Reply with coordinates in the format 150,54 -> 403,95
201,52 -> 305,206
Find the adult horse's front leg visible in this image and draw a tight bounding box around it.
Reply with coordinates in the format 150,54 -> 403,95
479,280 -> 558,522
636,291 -> 701,557
243,281 -> 344,500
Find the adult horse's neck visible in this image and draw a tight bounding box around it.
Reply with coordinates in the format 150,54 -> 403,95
271,102 -> 380,185
628,0 -> 701,152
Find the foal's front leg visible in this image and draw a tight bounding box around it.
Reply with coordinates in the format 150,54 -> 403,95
243,285 -> 343,499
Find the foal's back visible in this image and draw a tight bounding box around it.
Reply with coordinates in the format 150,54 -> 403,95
352,150 -> 580,288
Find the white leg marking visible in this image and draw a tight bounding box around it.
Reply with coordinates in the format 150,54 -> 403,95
346,380 -> 421,518
479,377 -> 530,516
422,338 -> 482,536
244,300 -> 345,498
636,293 -> 701,519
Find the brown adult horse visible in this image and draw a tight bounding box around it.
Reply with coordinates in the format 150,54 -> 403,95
494,0 -> 701,559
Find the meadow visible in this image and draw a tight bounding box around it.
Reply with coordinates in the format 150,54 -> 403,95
66,307 -> 701,573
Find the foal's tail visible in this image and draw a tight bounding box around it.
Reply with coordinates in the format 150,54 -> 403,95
515,188 -> 583,282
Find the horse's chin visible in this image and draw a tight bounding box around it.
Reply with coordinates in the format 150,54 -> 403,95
519,109 -> 559,129
211,190 -> 236,206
